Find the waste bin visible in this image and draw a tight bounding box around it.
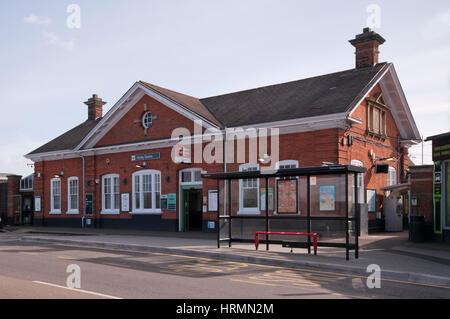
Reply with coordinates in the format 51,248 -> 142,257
409,215 -> 425,243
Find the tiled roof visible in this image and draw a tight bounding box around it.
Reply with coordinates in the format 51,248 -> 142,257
28,119 -> 101,155
140,81 -> 222,127
200,63 -> 387,127
28,63 -> 388,155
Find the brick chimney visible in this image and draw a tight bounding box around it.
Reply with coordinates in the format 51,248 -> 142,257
84,94 -> 106,121
349,28 -> 386,69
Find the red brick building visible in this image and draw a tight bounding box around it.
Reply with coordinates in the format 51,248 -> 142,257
23,28 -> 421,232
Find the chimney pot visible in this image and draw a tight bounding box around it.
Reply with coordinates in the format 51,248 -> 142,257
349,28 -> 386,69
84,94 -> 106,121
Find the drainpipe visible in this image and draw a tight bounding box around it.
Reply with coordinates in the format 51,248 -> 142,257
77,153 -> 86,228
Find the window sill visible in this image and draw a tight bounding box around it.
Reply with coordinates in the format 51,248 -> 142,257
66,210 -> 79,215
49,210 -> 61,215
237,210 -> 260,215
130,210 -> 162,215
274,211 -> 302,215
100,210 -> 120,215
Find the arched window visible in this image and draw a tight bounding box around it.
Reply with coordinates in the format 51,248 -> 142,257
132,170 -> 161,214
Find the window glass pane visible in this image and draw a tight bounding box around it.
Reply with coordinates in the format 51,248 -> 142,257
70,179 -> 78,210
105,194 -> 111,209
194,170 -> 202,182
143,174 -> 152,209
114,194 -> 120,210
243,188 -> 258,208
135,175 -> 140,209
182,171 -> 191,183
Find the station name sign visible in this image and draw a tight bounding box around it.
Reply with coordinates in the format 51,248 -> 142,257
131,153 -> 160,161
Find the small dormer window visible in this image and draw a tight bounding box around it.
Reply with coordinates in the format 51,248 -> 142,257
142,112 -> 152,129
367,93 -> 388,137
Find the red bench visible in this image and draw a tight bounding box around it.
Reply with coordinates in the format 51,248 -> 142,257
255,231 -> 318,255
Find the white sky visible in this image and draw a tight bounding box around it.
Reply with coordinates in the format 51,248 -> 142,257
0,0 -> 449,176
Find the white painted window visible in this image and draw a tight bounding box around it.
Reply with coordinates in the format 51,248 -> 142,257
238,163 -> 260,215
67,177 -> 79,214
351,160 -> 365,204
179,168 -> 202,185
20,174 -> 34,191
50,178 -> 61,214
387,167 -> 397,186
276,160 -> 299,170
132,170 -> 161,214
102,174 -> 120,214
276,160 -> 299,179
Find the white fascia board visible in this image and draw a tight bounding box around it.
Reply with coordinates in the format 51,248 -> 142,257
77,83 -> 146,150
78,82 -> 220,151
383,65 -> 421,141
141,84 -> 220,129
227,112 -> 350,131
26,113 -> 354,160
24,150 -> 76,162
347,63 -> 392,117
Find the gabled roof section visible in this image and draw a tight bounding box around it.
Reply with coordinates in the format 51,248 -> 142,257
200,63 -> 389,127
26,61 -> 421,159
140,81 -> 222,127
27,119 -> 101,155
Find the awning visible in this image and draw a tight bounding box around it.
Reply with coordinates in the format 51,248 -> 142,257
380,183 -> 411,192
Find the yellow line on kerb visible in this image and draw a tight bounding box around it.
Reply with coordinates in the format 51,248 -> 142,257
52,243 -> 450,290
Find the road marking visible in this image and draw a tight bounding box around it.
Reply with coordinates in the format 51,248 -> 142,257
32,281 -> 123,299
51,243 -> 450,290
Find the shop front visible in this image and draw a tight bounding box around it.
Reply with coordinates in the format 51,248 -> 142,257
426,132 -> 450,243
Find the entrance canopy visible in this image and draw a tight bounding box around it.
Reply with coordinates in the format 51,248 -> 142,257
202,165 -> 366,260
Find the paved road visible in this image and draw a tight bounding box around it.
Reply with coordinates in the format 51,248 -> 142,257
0,238 -> 448,299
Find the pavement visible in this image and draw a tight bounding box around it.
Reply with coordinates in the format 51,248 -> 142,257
3,226 -> 450,288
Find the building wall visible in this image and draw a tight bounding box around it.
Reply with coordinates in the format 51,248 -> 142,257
32,85 -> 409,231
338,85 -> 407,222
409,165 -> 433,222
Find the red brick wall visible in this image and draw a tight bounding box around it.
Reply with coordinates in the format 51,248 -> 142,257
338,85 -> 406,219
96,95 -> 202,148
6,175 -> 21,219
33,84 -> 408,225
410,165 -> 433,222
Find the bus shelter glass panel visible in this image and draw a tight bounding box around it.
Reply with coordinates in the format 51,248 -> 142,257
310,174 -> 346,217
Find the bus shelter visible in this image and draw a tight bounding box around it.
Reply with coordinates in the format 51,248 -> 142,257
202,165 -> 366,260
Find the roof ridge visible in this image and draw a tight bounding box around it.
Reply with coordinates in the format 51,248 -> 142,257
200,63 -> 387,101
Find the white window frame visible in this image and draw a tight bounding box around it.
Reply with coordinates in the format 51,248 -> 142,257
132,169 -> 162,214
67,177 -> 79,214
387,167 -> 397,186
351,160 -> 365,204
276,160 -> 299,170
179,168 -> 203,186
275,160 -> 300,214
238,163 -> 260,215
101,174 -> 120,215
50,178 -> 61,214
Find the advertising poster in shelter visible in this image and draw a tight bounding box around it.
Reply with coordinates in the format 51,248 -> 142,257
319,185 -> 336,211
277,180 -> 297,214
